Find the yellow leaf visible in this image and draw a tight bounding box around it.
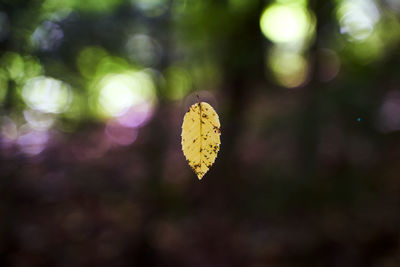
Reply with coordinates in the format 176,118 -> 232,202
181,102 -> 221,180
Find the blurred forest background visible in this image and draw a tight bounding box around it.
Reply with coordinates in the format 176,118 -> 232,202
1,0 -> 400,266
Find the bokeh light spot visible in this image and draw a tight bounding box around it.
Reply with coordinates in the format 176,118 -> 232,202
125,34 -> 161,66
260,3 -> 313,46
346,32 -> 384,63
1,116 -> 18,142
31,21 -> 64,51
96,56 -> 132,77
23,56 -> 44,81
163,66 -> 192,100
17,125 -> 49,156
0,69 -> 8,105
23,109 -> 55,131
268,48 -> 308,88
387,0 -> 400,11
1,53 -> 43,85
77,46 -> 108,79
22,76 -> 73,114
229,0 -> 257,12
337,0 -> 380,42
133,0 -> 168,17
43,0 -> 124,14
105,120 -> 139,146
317,49 -> 341,82
116,102 -> 153,128
2,52 -> 24,81
99,76 -> 136,117
97,71 -> 157,119
379,91 -> 400,132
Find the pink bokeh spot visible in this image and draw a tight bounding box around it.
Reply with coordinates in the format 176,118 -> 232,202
17,129 -> 49,156
116,101 -> 153,129
379,91 -> 400,132
105,121 -> 139,146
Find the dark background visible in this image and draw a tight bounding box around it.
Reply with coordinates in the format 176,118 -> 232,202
1,0 -> 400,266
